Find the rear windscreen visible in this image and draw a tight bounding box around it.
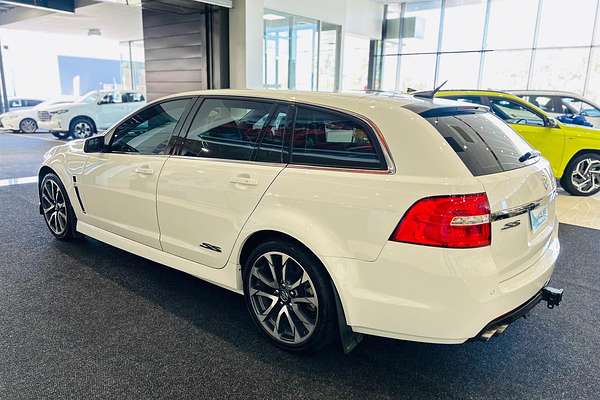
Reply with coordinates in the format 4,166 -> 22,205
426,112 -> 536,176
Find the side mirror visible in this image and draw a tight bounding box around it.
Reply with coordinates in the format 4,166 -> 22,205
546,117 -> 559,128
84,136 -> 106,153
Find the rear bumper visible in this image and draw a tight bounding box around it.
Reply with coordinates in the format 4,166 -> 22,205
323,223 -> 560,344
474,285 -> 563,341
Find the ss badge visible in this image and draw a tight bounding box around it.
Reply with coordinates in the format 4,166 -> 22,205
501,221 -> 521,230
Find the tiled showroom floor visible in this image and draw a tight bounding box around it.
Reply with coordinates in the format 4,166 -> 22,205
0,132 -> 598,399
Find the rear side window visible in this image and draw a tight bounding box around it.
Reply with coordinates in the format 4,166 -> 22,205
291,106 -> 385,170
180,98 -> 273,161
426,112 -> 535,176
255,105 -> 288,163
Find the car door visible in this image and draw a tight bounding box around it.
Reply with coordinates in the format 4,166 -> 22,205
156,97 -> 289,269
486,96 -> 566,172
77,97 -> 194,249
96,91 -> 128,129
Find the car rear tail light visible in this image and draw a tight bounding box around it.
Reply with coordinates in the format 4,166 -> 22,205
390,193 -> 491,248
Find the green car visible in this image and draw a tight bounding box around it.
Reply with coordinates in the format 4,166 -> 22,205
436,90 -> 600,196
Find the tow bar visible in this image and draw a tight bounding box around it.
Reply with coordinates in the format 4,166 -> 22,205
476,286 -> 564,341
541,286 -> 564,309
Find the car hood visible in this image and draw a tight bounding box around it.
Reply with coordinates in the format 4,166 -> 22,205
42,102 -> 84,112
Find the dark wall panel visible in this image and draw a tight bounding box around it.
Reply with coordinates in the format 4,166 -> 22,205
141,0 -> 229,101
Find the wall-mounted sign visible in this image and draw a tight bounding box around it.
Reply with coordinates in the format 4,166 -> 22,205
0,0 -> 74,13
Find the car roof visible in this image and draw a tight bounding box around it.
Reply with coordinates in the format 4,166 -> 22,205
158,89 -> 483,118
508,90 -> 581,97
435,89 -> 552,118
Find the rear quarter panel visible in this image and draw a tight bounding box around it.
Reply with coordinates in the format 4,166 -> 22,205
237,108 -> 483,263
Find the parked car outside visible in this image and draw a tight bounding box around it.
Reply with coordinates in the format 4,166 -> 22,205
6,97 -> 44,111
37,90 -> 146,139
38,90 -> 562,353
510,91 -> 600,129
436,90 -> 600,196
0,97 -> 75,133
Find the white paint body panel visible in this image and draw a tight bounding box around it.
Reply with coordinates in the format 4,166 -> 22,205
39,90 -> 560,344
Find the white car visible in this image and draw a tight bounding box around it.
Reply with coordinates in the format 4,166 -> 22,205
511,90 -> 600,128
0,97 -> 75,133
38,90 -> 562,353
38,90 -> 146,139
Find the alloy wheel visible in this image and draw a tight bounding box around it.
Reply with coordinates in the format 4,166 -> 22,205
73,121 -> 92,139
248,251 -> 319,344
20,119 -> 37,133
571,158 -> 600,194
41,179 -> 68,235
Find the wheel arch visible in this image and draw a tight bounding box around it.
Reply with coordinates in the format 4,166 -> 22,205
19,117 -> 37,129
569,148 -> 600,160
239,230 -> 329,276
69,115 -> 97,132
560,149 -> 600,178
237,229 -> 350,341
38,165 -> 56,186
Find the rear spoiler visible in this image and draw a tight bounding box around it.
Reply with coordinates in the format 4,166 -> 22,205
403,101 -> 489,118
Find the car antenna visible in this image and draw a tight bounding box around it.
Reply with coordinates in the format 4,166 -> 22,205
414,80 -> 448,99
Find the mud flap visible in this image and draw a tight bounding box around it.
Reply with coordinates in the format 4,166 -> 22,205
332,281 -> 363,354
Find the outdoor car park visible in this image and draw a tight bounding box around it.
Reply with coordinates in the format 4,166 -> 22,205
1,0 -> 599,399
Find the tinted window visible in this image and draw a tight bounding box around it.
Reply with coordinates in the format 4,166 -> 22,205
291,107 -> 384,169
488,98 -> 545,126
255,105 -> 288,163
562,97 -> 600,117
110,98 -> 191,155
25,99 -> 42,107
123,92 -> 145,103
426,112 -> 536,176
99,92 -> 123,104
180,98 -> 273,161
9,99 -> 22,108
523,95 -> 558,113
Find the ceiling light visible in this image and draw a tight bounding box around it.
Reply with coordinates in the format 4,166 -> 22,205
263,13 -> 285,21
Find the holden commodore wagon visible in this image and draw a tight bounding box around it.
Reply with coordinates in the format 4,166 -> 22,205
38,90 -> 562,353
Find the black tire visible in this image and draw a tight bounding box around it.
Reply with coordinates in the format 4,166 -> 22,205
560,152 -> 600,196
39,173 -> 77,240
69,116 -> 96,139
243,239 -> 337,353
19,118 -> 38,133
52,131 -> 69,140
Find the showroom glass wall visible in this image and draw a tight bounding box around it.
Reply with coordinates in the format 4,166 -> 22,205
263,10 -> 341,91
119,40 -> 146,95
374,0 -> 600,103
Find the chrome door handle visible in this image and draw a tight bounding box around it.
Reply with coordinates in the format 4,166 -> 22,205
230,176 -> 258,186
135,166 -> 154,175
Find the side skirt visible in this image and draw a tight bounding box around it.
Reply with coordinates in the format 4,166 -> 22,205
77,221 -> 242,294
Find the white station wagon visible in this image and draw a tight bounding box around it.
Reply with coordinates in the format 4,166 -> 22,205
38,90 -> 563,353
